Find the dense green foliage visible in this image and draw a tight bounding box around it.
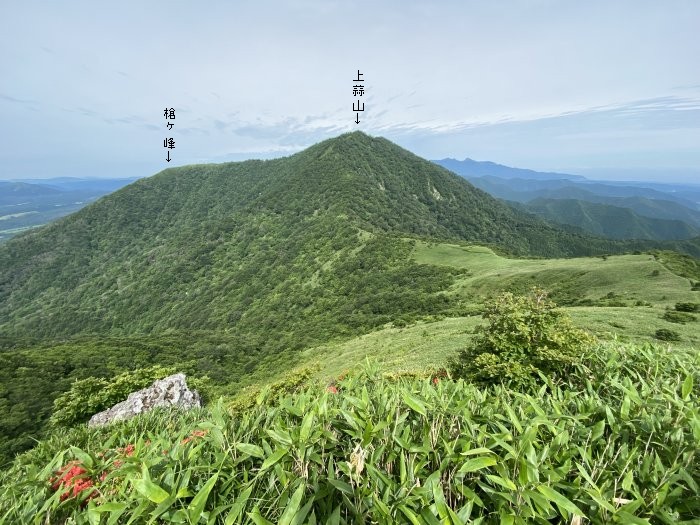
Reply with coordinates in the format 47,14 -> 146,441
662,310 -> 696,324
654,329 -> 682,342
0,342 -> 697,524
675,302 -> 700,313
449,289 -> 595,386
0,334 -> 326,465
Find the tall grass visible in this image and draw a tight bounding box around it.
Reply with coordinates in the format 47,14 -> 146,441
0,342 -> 697,524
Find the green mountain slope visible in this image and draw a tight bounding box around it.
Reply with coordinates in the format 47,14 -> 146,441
0,132 -> 653,340
524,198 -> 700,240
582,194 -> 700,227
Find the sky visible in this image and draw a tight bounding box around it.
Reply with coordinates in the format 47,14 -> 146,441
1,0 -> 699,182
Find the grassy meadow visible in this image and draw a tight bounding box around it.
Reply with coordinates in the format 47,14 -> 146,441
290,241 -> 700,386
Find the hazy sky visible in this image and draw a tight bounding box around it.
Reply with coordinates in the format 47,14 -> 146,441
1,1 -> 699,182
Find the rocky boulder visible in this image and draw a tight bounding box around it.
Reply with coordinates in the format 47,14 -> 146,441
88,373 -> 201,427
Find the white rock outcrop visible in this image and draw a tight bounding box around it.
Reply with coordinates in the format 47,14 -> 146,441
88,373 -> 201,427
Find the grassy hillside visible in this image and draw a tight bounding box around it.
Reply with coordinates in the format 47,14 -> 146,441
413,242 -> 699,309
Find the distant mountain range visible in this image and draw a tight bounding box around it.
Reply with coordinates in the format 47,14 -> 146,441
433,158 -> 587,181
433,158 -> 700,241
0,177 -> 139,242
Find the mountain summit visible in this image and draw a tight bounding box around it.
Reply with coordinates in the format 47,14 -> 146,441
0,132 -> 653,340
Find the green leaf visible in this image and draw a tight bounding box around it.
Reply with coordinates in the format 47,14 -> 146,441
682,373 -> 693,400
486,474 -> 517,491
328,478 -> 353,495
86,503 -> 100,525
224,486 -> 253,525
399,505 -> 422,525
622,470 -> 634,492
290,497 -> 314,525
132,477 -> 170,504
325,505 -> 341,525
92,502 -> 128,513
299,412 -> 315,444
460,447 -> 496,456
447,506 -> 466,525
372,494 -> 391,518
419,507 -> 443,525
70,446 -> 94,468
426,471 -> 449,520
236,443 -> 264,459
266,429 -> 293,446
620,395 -> 631,420
499,512 -> 515,525
249,507 -> 275,525
590,420 -> 605,442
402,391 -> 427,417
188,473 -> 219,523
106,503 -> 128,525
536,485 -> 583,517
458,456 -> 497,474
504,404 -> 523,434
279,483 -> 305,525
260,447 -> 288,472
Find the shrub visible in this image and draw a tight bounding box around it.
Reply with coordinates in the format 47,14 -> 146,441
449,288 -> 595,387
655,328 -> 681,341
675,302 -> 700,312
662,311 -> 696,324
228,363 -> 320,413
49,366 -> 177,428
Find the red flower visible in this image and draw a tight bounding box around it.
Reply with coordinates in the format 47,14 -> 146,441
327,385 -> 338,394
181,429 -> 209,445
50,461 -> 96,502
432,377 -> 440,385
118,443 -> 135,456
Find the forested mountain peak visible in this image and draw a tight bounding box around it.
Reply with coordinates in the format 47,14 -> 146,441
0,133 -> 697,340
